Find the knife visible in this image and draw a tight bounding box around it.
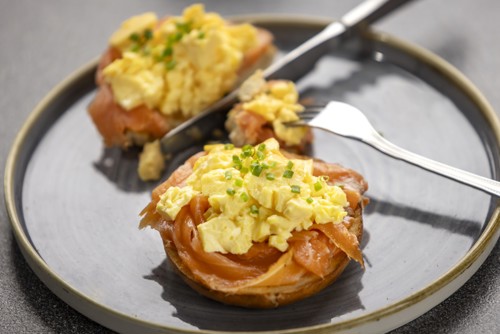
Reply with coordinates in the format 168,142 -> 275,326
160,0 -> 415,155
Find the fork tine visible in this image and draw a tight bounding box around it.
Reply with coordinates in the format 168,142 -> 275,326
297,106 -> 323,120
285,105 -> 324,127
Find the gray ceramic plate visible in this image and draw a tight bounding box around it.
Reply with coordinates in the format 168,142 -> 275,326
5,17 -> 500,334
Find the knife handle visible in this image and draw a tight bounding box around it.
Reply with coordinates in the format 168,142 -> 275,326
264,0 -> 414,81
341,0 -> 414,28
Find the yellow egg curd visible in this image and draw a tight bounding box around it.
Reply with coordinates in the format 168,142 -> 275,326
102,4 -> 259,118
236,70 -> 310,146
156,138 -> 348,255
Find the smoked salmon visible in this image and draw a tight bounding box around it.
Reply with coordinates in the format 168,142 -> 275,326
140,149 -> 368,308
88,6 -> 275,148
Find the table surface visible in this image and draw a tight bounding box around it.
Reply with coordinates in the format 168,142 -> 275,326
1,0 -> 499,333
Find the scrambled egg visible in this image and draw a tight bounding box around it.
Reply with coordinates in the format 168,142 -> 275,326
137,140 -> 165,181
156,138 -> 348,254
102,4 -> 259,118
236,71 -> 309,146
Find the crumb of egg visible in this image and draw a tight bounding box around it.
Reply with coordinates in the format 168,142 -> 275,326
238,70 -> 267,102
138,140 -> 165,181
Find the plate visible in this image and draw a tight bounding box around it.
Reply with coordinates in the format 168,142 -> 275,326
5,17 -> 500,334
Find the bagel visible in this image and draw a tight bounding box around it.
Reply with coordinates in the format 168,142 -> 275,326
88,5 -> 275,149
140,138 -> 368,308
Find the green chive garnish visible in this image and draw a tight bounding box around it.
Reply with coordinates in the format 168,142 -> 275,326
226,188 -> 236,196
251,164 -> 263,177
241,144 -> 254,158
240,192 -> 249,202
258,144 -> 266,151
129,33 -> 140,42
234,179 -> 243,187
266,173 -> 275,181
233,155 -> 242,169
175,21 -> 192,33
250,205 -> 259,215
283,170 -> 294,179
198,31 -> 206,39
306,197 -> 314,204
256,151 -> 265,160
224,143 -> 234,150
286,161 -> 294,170
144,29 -> 153,40
162,47 -> 173,58
166,59 -> 176,70
314,181 -> 323,191
291,185 -> 301,194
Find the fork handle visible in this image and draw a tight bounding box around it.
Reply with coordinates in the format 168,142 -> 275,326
366,133 -> 500,197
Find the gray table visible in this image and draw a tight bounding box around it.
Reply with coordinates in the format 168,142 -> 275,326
1,0 -> 498,333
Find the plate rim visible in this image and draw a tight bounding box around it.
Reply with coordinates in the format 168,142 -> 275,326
4,15 -> 500,334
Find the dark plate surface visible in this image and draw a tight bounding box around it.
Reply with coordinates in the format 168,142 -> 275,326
5,17 -> 500,333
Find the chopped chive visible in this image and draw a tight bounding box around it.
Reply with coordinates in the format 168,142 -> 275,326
162,47 -> 173,58
175,21 -> 192,33
198,31 -> 206,39
224,171 -> 232,180
129,33 -> 140,42
283,170 -> 294,179
306,197 -> 314,204
233,155 -> 242,169
166,59 -> 176,70
251,164 -> 263,177
241,144 -> 254,158
240,192 -> 249,202
226,188 -> 236,196
173,31 -> 183,42
266,173 -> 275,181
286,161 -> 294,170
250,204 -> 259,215
256,150 -> 265,160
224,143 -> 234,150
144,29 -> 153,40
130,44 -> 141,52
240,167 -> 249,174
291,185 -> 301,194
314,181 -> 323,191
234,179 -> 243,187
258,143 -> 266,151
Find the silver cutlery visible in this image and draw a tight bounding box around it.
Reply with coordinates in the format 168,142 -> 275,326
288,101 -> 500,197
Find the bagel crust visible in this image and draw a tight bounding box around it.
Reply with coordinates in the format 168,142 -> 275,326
160,206 -> 363,308
140,148 -> 368,308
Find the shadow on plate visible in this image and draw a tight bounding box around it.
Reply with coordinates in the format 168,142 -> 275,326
366,197 -> 483,238
143,239 -> 368,332
92,144 -> 208,193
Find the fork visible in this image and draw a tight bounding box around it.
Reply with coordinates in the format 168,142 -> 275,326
288,101 -> 500,197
